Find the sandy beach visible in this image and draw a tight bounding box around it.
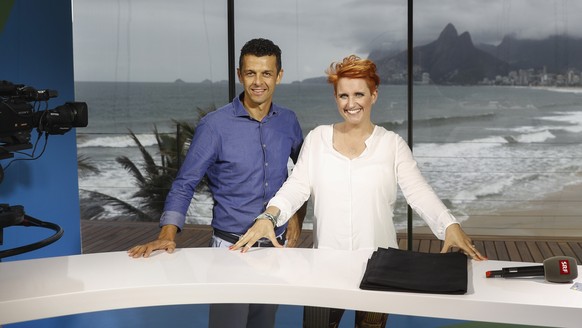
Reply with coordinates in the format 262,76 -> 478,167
412,182 -> 582,237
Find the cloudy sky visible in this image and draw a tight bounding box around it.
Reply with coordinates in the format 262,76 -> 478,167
73,0 -> 582,83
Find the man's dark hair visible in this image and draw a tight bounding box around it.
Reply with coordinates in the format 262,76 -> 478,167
239,38 -> 282,73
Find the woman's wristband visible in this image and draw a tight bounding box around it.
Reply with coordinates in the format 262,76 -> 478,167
254,212 -> 278,227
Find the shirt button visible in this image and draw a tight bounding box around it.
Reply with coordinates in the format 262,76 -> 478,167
265,162 -> 269,166
265,182 -> 269,187
262,144 -> 267,148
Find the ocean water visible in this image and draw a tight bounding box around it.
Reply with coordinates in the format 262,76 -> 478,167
75,82 -> 582,229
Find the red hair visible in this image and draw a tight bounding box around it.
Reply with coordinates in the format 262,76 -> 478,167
326,55 -> 380,94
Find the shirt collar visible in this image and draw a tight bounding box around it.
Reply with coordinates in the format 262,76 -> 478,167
233,92 -> 278,119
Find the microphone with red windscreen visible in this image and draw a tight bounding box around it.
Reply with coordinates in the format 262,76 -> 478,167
486,256 -> 578,283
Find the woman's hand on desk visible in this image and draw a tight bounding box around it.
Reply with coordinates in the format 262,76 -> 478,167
441,223 -> 487,261
229,218 -> 283,253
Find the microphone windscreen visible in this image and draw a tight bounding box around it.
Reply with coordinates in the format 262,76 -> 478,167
543,256 -> 578,283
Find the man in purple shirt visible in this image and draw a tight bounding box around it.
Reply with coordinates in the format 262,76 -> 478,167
128,38 -> 305,328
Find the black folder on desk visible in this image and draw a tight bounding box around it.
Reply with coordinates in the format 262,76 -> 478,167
360,247 -> 468,294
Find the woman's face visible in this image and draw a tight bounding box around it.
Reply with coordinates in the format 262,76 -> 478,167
335,77 -> 377,126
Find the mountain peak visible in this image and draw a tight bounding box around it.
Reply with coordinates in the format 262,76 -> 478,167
374,22 -> 508,85
437,23 -> 458,42
458,31 -> 474,48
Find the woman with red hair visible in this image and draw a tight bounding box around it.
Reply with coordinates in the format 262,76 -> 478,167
233,55 -> 486,327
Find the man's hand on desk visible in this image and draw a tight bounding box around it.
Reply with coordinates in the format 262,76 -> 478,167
128,225 -> 178,258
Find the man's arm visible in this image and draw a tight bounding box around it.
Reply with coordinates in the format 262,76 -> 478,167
285,202 -> 307,248
127,224 -> 178,258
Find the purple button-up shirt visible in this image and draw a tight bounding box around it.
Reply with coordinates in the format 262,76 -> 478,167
160,94 -> 303,235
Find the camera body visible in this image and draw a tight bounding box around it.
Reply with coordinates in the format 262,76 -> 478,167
0,81 -> 86,257
0,80 -> 88,160
0,99 -> 36,154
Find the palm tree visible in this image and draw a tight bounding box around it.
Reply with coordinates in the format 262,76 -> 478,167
77,154 -> 100,177
80,106 -> 214,221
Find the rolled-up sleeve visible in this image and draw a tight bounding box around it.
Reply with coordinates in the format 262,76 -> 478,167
160,119 -> 217,230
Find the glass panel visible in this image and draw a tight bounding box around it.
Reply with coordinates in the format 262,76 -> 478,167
234,0 -> 408,229
411,0 -> 582,236
74,0 -> 582,239
73,0 -> 228,223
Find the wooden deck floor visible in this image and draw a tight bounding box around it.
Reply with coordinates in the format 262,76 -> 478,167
81,220 -> 582,264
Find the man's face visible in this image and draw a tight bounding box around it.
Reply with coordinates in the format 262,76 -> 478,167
237,55 -> 283,108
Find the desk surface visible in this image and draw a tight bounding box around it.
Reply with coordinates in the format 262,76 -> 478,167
1,247 -> 581,327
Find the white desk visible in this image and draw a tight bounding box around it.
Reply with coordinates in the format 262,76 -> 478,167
0,248 -> 580,327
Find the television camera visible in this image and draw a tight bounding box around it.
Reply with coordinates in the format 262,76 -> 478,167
0,80 -> 88,259
0,80 -> 88,162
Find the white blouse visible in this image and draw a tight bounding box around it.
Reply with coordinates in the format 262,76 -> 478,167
269,124 -> 459,251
